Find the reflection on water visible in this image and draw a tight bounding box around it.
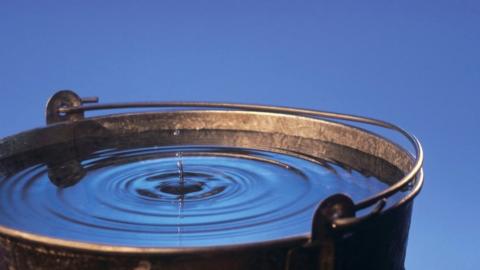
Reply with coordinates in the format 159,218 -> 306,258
0,145 -> 395,247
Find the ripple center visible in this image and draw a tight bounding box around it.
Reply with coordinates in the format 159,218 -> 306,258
158,181 -> 204,195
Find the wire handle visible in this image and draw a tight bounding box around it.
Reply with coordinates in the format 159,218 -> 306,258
46,89 -> 424,227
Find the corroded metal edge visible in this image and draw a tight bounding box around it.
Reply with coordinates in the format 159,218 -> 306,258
0,110 -> 415,173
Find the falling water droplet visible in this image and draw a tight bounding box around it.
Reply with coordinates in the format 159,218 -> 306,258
175,150 -> 185,245
176,153 -> 185,188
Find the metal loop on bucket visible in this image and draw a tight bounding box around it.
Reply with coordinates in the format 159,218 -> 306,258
54,93 -> 424,229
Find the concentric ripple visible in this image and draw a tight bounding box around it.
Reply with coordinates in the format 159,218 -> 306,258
0,146 -> 391,247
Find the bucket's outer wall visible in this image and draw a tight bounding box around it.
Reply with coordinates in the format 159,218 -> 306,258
0,200 -> 413,270
339,200 -> 413,270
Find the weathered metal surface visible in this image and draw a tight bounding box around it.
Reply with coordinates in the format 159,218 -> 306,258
0,235 -> 297,270
46,90 -> 98,125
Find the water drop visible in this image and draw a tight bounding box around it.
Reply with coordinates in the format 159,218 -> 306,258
175,150 -> 185,244
176,152 -> 184,188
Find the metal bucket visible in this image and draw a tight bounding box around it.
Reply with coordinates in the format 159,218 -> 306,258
0,90 -> 423,270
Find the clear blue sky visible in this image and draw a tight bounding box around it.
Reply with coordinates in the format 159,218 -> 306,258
1,1 -> 479,269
